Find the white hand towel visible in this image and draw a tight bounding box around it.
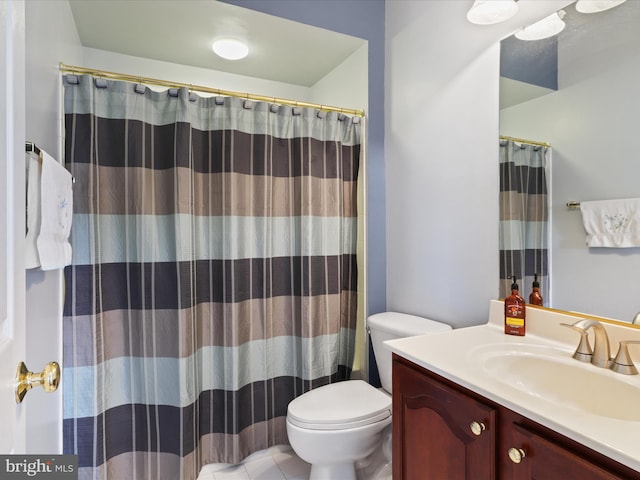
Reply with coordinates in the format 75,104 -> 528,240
579,198 -> 640,247
36,151 -> 73,270
25,153 -> 42,268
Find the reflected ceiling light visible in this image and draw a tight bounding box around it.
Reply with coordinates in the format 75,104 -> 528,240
212,39 -> 249,60
515,10 -> 566,41
466,0 -> 519,25
575,0 -> 627,13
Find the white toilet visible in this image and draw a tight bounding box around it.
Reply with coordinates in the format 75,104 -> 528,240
286,312 -> 451,480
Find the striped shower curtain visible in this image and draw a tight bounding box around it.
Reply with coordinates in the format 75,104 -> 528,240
499,139 -> 549,301
62,74 -> 360,480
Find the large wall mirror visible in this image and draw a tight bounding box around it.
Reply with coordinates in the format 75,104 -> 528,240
500,0 -> 640,323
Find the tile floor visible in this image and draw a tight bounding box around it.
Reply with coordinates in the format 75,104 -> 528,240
197,445 -> 310,480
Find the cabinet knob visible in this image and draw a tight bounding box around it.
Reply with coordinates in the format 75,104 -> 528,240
508,447 -> 526,464
469,421 -> 486,436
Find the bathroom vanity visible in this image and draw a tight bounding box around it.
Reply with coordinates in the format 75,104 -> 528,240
386,301 -> 640,479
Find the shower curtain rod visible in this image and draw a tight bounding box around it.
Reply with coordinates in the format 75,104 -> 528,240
59,63 -> 365,117
500,135 -> 550,148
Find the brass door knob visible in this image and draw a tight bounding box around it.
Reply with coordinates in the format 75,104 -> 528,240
470,421 -> 486,436
15,361 -> 60,403
508,447 -> 526,464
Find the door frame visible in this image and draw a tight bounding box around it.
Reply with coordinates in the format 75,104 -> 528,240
0,0 -> 27,454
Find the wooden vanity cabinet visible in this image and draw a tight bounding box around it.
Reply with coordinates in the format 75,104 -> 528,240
392,354 -> 640,480
505,422 -> 624,480
392,355 -> 496,479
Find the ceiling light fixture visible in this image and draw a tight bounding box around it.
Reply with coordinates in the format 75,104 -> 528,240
515,10 -> 566,41
212,39 -> 249,60
575,0 -> 627,13
466,0 -> 519,25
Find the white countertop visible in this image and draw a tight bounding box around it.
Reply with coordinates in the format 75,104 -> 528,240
385,300 -> 640,471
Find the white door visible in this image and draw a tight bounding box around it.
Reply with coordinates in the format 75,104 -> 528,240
0,0 -> 27,453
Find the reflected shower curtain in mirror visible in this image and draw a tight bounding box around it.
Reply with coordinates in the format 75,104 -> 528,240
62,75 -> 360,480
499,139 -> 549,301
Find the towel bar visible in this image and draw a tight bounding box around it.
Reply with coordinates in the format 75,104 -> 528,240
25,141 -> 41,155
25,141 -> 75,184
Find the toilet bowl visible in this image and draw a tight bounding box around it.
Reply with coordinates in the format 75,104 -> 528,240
286,380 -> 391,480
286,312 -> 451,480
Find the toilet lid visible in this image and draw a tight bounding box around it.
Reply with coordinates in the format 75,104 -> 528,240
287,380 -> 391,430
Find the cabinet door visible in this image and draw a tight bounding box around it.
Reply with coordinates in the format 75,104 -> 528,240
393,358 -> 496,480
508,424 -> 624,480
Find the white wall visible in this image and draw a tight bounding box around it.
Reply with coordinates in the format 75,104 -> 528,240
80,47 -> 312,101
24,0 -> 82,453
309,43 -> 368,113
384,0 -> 569,328
500,4 -> 640,322
385,1 -> 500,328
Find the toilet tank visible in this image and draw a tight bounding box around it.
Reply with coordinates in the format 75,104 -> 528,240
367,312 -> 451,393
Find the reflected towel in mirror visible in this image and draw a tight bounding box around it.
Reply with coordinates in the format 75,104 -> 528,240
580,198 -> 640,247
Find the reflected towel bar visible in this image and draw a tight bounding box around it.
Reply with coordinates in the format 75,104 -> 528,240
567,201 -> 581,209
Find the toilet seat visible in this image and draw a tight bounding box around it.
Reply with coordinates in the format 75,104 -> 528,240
287,380 -> 391,430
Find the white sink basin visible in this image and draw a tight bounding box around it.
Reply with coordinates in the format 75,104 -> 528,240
474,343 -> 640,422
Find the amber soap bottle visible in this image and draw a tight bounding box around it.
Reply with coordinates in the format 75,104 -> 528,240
504,276 -> 526,336
529,273 -> 543,306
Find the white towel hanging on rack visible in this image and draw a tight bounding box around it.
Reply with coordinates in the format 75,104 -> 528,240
580,198 -> 640,247
25,147 -> 74,270
25,151 -> 42,268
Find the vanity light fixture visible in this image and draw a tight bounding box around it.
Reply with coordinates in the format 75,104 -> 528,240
575,0 -> 627,13
212,38 -> 249,60
515,10 -> 566,41
466,0 -> 519,25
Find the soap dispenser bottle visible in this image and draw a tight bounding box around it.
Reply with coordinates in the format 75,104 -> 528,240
529,273 -> 543,306
504,275 -> 526,336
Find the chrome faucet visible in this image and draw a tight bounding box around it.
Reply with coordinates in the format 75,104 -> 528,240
562,319 -> 612,369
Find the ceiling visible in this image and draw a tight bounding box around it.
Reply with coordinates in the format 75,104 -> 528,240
68,0 -> 366,87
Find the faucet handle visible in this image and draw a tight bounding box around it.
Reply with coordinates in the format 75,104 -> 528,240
560,322 -> 593,363
611,340 -> 640,375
